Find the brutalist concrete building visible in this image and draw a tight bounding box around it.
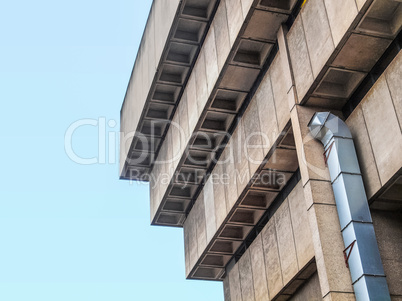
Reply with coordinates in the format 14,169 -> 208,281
120,0 -> 402,300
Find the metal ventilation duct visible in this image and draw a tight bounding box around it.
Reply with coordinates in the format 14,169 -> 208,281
308,112 -> 391,301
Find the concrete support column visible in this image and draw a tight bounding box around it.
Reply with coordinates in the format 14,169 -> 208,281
277,25 -> 355,300
290,105 -> 355,301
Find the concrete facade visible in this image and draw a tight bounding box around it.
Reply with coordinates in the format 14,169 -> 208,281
120,0 -> 402,300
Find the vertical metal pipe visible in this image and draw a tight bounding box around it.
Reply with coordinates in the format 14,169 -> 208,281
308,112 -> 391,301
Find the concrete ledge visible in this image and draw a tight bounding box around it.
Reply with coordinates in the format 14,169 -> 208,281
120,0 -> 219,180
346,51 -> 402,200
286,0 -> 401,108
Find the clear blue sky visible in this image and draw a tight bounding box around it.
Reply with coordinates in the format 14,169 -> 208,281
0,1 -> 223,300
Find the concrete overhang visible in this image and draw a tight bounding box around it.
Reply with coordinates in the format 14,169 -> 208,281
186,125 -> 300,281
120,0 -> 219,180
287,0 -> 402,110
370,172 -> 402,211
149,0 -> 303,227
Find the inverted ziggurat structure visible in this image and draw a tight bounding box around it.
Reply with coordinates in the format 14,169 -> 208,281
119,0 -> 402,300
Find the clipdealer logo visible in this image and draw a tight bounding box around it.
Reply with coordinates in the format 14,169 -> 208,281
64,116 -> 329,187
64,117 -> 118,165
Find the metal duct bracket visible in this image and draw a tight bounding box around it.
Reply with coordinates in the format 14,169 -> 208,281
343,240 -> 356,268
308,112 -> 391,301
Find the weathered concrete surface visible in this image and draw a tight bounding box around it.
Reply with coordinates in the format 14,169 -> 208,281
301,0 -> 334,78
186,72 -> 199,134
355,0 -> 368,11
242,96 -> 265,176
238,250 -> 256,301
155,0 -> 181,66
261,218 -> 284,298
178,92 -> 190,152
254,72 -> 279,154
288,182 -> 314,268
303,180 -> 335,209
182,46 -> 303,280
204,177 -> 217,243
285,0 -> 390,106
229,264 -> 242,301
172,113 -> 181,168
240,0 -> 253,17
223,139 -> 240,210
290,105 -> 354,299
194,191 -> 207,258
289,272 -> 322,301
344,51 -> 402,199
204,26 -> 219,95
290,106 -> 331,186
332,34 -> 392,72
225,0 -> 244,47
214,162 -> 229,227
144,0 -> 402,297
277,25 -> 297,112
222,181 -> 315,300
224,275 -> 232,301
213,0 -> 231,71
232,119 -> 251,196
275,199 -> 299,284
286,15 -> 314,103
219,65 -> 260,91
322,292 -> 356,301
243,10 -> 288,41
323,0 -> 357,47
145,6 -> 156,87
187,207 -> 199,275
361,75 -> 402,185
386,50 -> 402,130
149,0 -> 278,226
165,128 -> 174,181
121,0 -> 180,175
264,148 -> 298,172
195,51 -> 209,114
307,203 -> 354,296
270,53 -> 291,132
346,107 -> 382,200
372,210 -> 402,298
249,235 -> 269,301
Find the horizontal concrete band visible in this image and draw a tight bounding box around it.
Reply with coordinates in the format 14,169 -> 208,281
148,0 -> 304,227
